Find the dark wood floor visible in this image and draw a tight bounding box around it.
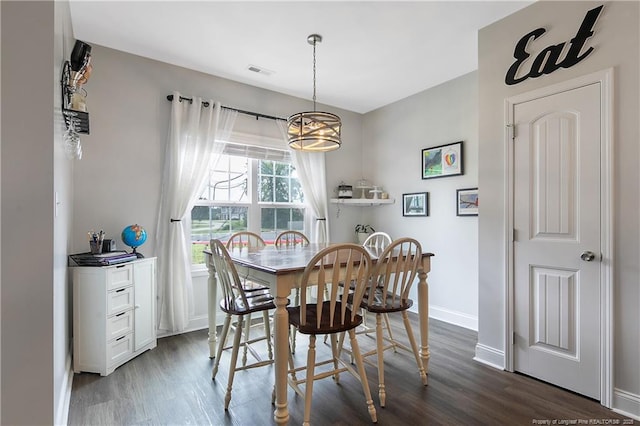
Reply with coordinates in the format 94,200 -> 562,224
68,316 -> 632,425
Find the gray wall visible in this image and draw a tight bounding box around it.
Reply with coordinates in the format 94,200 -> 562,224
477,0 -> 639,413
1,1 -> 73,424
2,2 -> 77,423
363,72 -> 479,328
71,45 -> 365,256
1,2 -> 56,424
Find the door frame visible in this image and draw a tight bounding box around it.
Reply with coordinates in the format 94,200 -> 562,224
503,68 -> 614,407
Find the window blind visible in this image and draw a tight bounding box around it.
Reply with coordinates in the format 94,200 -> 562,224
221,141 -> 291,162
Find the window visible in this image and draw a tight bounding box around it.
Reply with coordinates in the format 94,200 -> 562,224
190,152 -> 305,265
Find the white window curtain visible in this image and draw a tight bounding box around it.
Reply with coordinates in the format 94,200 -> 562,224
155,92 -> 237,333
276,120 -> 330,243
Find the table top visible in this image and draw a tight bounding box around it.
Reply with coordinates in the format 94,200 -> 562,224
204,243 -> 433,276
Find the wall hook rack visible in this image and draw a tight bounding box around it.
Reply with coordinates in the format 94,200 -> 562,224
61,60 -> 90,135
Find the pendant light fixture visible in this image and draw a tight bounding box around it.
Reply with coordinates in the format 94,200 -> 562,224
288,34 -> 342,152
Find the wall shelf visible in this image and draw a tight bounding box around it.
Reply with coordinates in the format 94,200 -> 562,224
330,198 -> 395,206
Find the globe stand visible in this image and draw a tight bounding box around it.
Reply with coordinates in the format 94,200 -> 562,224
131,247 -> 145,258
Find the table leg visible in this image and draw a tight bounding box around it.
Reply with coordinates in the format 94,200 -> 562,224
206,254 -> 217,359
273,292 -> 290,424
417,259 -> 430,377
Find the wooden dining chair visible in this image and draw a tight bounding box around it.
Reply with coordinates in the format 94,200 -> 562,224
362,231 -> 392,251
209,239 -> 275,410
360,231 -> 394,340
226,230 -> 266,250
225,231 -> 270,366
282,243 -> 377,425
274,230 -> 310,353
226,231 -> 269,287
359,237 -> 428,407
274,230 -> 310,248
329,231 -> 393,346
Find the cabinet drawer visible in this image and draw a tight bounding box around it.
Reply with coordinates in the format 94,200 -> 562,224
107,333 -> 133,367
107,310 -> 133,340
107,264 -> 133,291
107,286 -> 134,315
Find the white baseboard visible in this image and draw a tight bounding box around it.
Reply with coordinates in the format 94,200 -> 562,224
422,304 -> 478,331
157,316 -> 210,339
612,388 -> 640,420
473,343 -> 505,370
55,352 -> 74,426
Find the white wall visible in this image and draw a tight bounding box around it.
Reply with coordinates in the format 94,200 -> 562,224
53,3 -> 76,425
362,72 -> 479,329
478,0 -> 639,417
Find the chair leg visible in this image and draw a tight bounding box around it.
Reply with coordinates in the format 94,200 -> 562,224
329,334 -> 341,384
402,311 -> 428,386
290,289 -> 299,354
212,314 -> 232,380
288,337 -> 298,382
263,310 -> 273,360
242,313 -> 251,366
348,329 -> 377,423
225,315 -> 244,410
382,313 -> 397,352
336,331 -> 349,363
303,335 -> 317,426
375,314 -> 386,407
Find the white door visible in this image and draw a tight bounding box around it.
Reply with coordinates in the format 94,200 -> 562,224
513,82 -> 601,399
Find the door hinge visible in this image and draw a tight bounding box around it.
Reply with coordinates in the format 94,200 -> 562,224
512,228 -> 517,242
507,124 -> 515,140
512,331 -> 516,345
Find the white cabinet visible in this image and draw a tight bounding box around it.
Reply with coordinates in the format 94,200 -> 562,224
72,257 -> 157,376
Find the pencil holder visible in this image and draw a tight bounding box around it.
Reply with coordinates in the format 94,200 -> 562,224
89,240 -> 103,254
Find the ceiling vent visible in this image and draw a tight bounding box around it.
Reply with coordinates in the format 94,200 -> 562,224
247,64 -> 274,76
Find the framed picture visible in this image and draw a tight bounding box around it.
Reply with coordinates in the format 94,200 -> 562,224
422,141 -> 464,179
456,187 -> 478,216
403,192 -> 429,217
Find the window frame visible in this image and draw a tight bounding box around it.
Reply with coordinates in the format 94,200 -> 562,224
190,154 -> 305,270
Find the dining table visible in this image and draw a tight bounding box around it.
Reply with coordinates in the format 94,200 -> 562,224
204,242 -> 434,424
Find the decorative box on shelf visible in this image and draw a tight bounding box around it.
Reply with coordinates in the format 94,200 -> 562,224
337,184 -> 353,199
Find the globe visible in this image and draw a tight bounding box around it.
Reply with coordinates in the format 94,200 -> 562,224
121,224 -> 147,258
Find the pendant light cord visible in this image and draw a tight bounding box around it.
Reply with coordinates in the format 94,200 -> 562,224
312,38 -> 317,112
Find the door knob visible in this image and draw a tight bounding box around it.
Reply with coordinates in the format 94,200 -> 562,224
580,251 -> 596,262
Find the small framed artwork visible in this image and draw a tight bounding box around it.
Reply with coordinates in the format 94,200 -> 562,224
403,192 -> 429,217
422,141 -> 464,179
456,187 -> 478,216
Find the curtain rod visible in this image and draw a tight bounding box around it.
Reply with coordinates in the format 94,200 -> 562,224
166,94 -> 287,122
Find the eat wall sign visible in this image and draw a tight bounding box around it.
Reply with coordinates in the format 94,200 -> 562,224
505,5 -> 603,85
